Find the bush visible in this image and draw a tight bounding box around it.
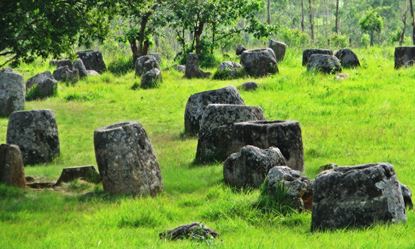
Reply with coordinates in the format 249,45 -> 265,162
108,57 -> 134,75
361,34 -> 371,48
278,28 -> 310,47
331,34 -> 349,48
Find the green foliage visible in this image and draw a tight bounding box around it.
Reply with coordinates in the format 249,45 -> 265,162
256,180 -> 296,215
278,28 -> 310,47
108,57 -> 134,76
0,0 -> 113,66
359,9 -> 384,46
331,34 -> 349,48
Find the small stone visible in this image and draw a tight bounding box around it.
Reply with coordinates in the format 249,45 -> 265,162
335,73 -> 349,81
160,223 -> 218,241
175,65 -> 186,72
73,59 -> 88,78
302,49 -> 333,66
335,48 -> 360,68
87,70 -> 100,76
141,68 -> 162,89
135,55 -> 160,76
0,144 -> 26,188
7,110 -> 60,165
26,71 -> 57,100
261,166 -> 313,211
268,40 -> 287,62
224,145 -> 286,188
240,48 -> 278,77
53,66 -> 79,83
94,121 -> 163,196
307,54 -> 342,74
213,61 -> 244,80
77,50 -> 106,73
239,82 -> 258,91
55,166 -> 101,186
185,53 -> 210,79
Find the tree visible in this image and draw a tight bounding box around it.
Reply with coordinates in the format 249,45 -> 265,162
301,0 -> 305,32
410,0 -> 415,44
308,0 -> 314,42
168,0 -> 274,60
359,9 -> 384,46
0,0 -> 112,67
335,0 -> 340,34
267,0 -> 271,24
117,0 -> 168,63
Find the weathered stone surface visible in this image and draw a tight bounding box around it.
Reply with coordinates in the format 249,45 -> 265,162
262,166 -> 313,211
77,50 -> 106,73
141,68 -> 162,89
269,40 -> 287,62
0,70 -> 25,117
7,110 -> 60,165
55,166 -> 101,185
214,61 -> 244,80
224,145 -> 286,188
307,54 -> 342,74
87,70 -> 100,76
160,223 -> 218,241
0,144 -> 26,188
311,163 -> 407,231
400,183 -> 413,209
185,53 -> 210,79
239,82 -> 258,91
135,55 -> 160,76
175,65 -> 186,72
302,49 -> 333,66
335,48 -> 360,68
195,104 -> 265,163
50,59 -> 73,68
73,59 -> 88,78
229,120 -> 304,172
240,48 -> 278,77
53,66 -> 80,83
26,71 -> 57,100
94,121 -> 163,196
395,46 -> 415,69
236,45 -> 247,56
184,86 -> 245,136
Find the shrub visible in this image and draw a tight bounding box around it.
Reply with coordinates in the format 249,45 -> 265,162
108,57 -> 134,76
331,34 -> 349,48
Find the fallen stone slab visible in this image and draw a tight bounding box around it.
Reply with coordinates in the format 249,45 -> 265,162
240,48 -> 278,77
55,166 -> 101,186
302,49 -> 333,66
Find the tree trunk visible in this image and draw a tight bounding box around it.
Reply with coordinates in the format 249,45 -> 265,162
370,32 -> 374,46
301,0 -> 305,32
267,0 -> 271,25
194,21 -> 205,56
130,13 -> 151,63
335,0 -> 340,34
400,6 -> 409,45
308,0 -> 314,42
410,0 -> 415,44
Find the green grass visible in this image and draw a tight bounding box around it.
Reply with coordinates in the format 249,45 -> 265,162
1,47 -> 415,248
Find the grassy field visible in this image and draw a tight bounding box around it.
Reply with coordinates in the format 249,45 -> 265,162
1,47 -> 415,249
